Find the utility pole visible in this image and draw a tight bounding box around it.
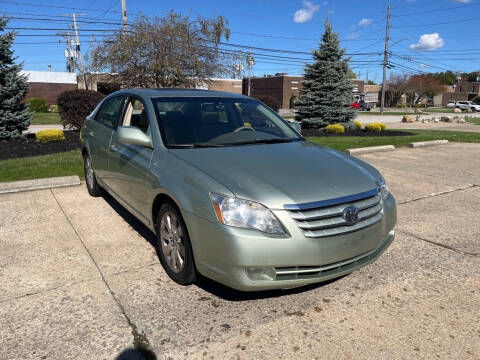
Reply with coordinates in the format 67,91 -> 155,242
246,50 -> 255,97
72,13 -> 88,90
380,4 -> 391,115
121,0 -> 128,33
62,13 -> 88,88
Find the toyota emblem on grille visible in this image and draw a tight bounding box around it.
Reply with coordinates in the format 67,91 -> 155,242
343,206 -> 359,225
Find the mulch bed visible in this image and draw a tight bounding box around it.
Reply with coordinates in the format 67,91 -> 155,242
302,128 -> 415,137
0,130 -> 81,160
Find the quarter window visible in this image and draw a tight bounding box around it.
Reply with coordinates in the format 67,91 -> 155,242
95,96 -> 125,128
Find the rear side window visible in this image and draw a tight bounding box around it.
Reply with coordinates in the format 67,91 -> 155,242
95,96 -> 125,128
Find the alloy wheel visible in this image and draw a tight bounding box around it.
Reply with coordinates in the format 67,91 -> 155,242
159,211 -> 186,273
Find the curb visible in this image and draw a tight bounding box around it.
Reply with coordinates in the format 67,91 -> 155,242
0,175 -> 81,194
408,140 -> 449,148
345,145 -> 396,155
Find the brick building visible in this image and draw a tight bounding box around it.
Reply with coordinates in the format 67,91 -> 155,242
21,71 -> 77,105
242,74 -> 303,110
443,82 -> 480,105
243,74 -> 381,110
196,78 -> 243,94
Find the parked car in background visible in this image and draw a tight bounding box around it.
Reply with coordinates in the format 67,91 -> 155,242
81,89 -> 396,291
455,101 -> 480,112
351,100 -> 373,111
446,101 -> 456,108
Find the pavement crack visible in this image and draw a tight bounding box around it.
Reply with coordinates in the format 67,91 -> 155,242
396,184 -> 477,205
397,229 -> 479,257
50,190 -> 156,360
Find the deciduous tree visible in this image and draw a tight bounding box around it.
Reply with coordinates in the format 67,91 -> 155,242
89,12 -> 230,88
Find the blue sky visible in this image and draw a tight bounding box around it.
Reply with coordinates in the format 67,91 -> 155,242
4,0 -> 480,83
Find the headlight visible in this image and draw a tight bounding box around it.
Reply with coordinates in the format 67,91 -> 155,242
379,175 -> 389,200
210,193 -> 285,234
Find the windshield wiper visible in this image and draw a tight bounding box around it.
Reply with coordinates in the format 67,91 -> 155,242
168,143 -> 228,149
219,138 -> 301,146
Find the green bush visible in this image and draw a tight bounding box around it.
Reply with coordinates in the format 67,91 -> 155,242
35,129 -> 65,143
26,97 -> 48,113
325,124 -> 345,134
472,96 -> 480,105
57,90 -> 105,129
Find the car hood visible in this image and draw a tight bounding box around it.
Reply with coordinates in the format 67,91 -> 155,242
169,141 -> 379,209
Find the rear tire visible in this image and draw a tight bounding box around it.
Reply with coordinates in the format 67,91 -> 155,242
83,153 -> 103,197
155,203 -> 196,285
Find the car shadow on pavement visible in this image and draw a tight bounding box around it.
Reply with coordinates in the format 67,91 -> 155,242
102,192 -> 158,249
115,347 -> 157,360
195,273 -> 342,302
101,192 -> 343,301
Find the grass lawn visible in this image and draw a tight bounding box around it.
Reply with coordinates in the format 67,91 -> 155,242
466,117 -> 480,125
31,112 -> 62,125
0,150 -> 83,183
307,129 -> 480,152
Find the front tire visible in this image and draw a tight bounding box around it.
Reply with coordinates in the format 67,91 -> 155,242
83,153 -> 103,197
155,203 -> 196,285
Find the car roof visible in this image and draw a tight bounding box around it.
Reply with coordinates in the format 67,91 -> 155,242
113,88 -> 249,99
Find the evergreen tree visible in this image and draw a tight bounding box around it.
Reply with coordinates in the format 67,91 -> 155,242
295,21 -> 355,128
0,16 -> 32,141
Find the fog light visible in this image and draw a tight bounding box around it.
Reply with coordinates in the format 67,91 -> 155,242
246,267 -> 276,281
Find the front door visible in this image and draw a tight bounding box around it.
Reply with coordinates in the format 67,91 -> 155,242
108,97 -> 156,224
87,95 -> 126,180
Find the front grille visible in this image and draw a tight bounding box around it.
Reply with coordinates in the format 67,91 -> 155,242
285,189 -> 383,238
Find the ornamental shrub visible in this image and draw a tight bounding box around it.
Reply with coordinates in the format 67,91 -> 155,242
57,90 -> 105,129
49,104 -> 59,113
26,97 -> 48,113
354,120 -> 362,129
365,123 -> 385,132
35,129 -> 65,143
325,124 -> 345,134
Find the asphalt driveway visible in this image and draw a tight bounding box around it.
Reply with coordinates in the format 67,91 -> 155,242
1,143 -> 479,360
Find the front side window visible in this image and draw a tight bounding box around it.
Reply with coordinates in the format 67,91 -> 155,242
152,97 -> 302,148
95,96 -> 125,128
121,98 -> 149,133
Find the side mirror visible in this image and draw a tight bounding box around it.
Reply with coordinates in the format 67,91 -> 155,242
117,126 -> 153,148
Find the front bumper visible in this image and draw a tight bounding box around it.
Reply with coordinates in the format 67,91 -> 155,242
184,194 -> 397,291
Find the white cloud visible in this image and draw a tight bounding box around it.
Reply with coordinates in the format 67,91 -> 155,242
347,32 -> 360,40
294,1 -> 320,23
409,33 -> 445,50
451,0 -> 471,3
420,64 -> 429,68
358,18 -> 373,27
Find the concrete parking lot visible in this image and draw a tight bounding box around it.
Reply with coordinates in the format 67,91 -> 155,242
1,143 -> 479,360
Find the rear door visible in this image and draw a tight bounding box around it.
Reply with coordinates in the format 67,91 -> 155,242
108,96 -> 156,222
87,95 -> 126,181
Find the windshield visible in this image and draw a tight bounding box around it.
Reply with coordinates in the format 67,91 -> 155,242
152,97 -> 302,148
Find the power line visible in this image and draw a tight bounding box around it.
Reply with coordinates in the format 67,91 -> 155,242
394,16 -> 480,28
393,2 -> 480,17
0,0 -> 127,14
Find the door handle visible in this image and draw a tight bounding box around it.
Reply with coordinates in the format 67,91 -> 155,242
110,144 -> 118,152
